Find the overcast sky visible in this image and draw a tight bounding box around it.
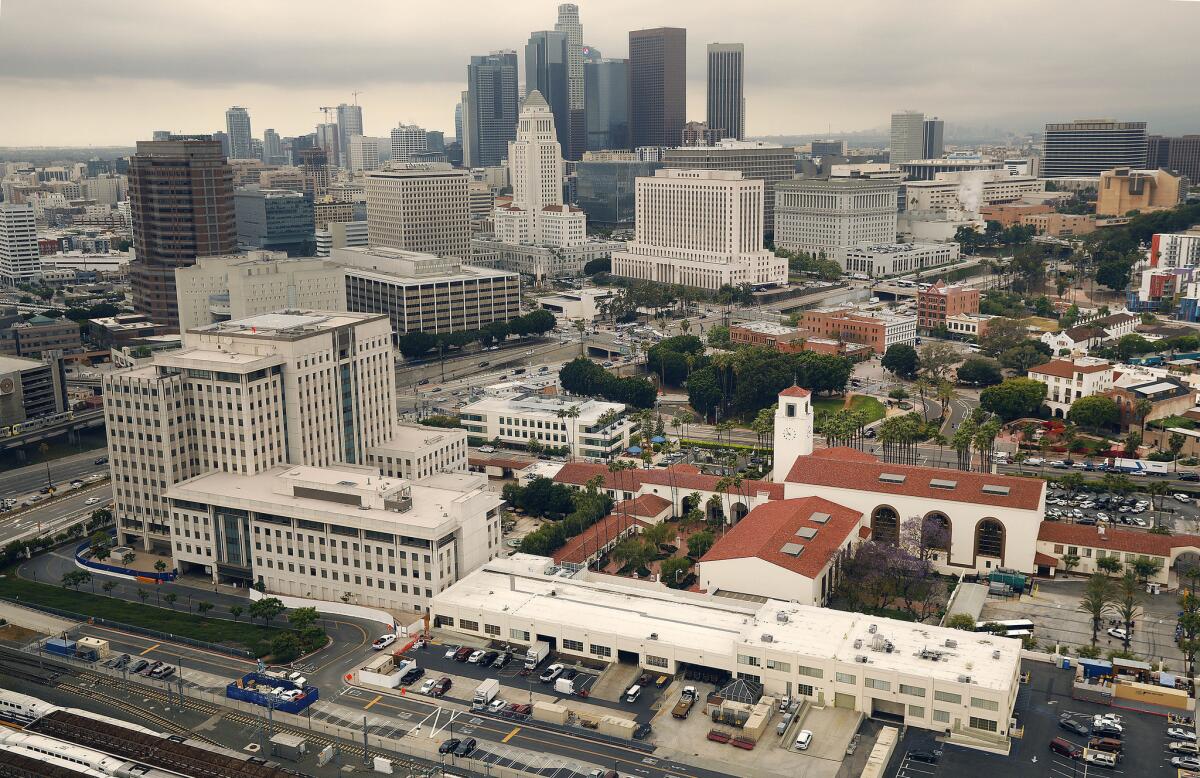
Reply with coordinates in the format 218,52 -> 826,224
2,0 -> 1198,147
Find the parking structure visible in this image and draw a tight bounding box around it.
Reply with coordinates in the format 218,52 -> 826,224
885,660 -> 1187,777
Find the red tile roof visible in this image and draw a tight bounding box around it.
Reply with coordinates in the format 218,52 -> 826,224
780,386 -> 811,398
812,446 -> 877,463
469,455 -> 536,471
859,526 -> 873,539
615,494 -> 673,518
699,497 -> 864,578
1029,359 -> 1111,379
784,449 -> 1044,510
554,462 -> 785,500
553,513 -> 647,565
1037,522 -> 1200,556
1034,551 -> 1059,567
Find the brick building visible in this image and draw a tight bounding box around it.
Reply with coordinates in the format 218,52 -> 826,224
799,307 -> 916,354
917,280 -> 979,332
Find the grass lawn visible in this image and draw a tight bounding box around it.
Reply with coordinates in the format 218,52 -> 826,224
0,569 -> 282,656
812,394 -> 886,424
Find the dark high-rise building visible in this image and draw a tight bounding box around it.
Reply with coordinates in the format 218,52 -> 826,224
706,43 -> 744,141
525,31 -> 571,154
584,58 -> 630,150
127,136 -> 236,327
922,118 -> 945,159
576,159 -> 661,226
426,130 -> 445,153
629,27 -> 686,149
466,51 -> 519,168
811,139 -> 846,157
211,130 -> 231,158
1041,119 -> 1148,178
1147,135 -> 1200,183
234,188 -> 315,256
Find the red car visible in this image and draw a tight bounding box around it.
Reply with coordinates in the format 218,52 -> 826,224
454,647 -> 473,662
431,677 -> 452,697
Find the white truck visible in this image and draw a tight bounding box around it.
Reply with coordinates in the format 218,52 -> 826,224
524,641 -> 550,670
472,678 -> 500,709
553,676 -> 576,696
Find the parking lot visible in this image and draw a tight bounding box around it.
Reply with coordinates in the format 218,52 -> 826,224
886,661 -> 1189,777
1042,482 -> 1200,532
401,638 -> 665,724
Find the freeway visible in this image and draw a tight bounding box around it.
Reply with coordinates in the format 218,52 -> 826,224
0,445 -> 108,495
0,480 -> 112,545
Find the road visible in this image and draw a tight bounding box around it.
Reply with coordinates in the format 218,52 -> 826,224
0,445 -> 108,495
0,480 -> 112,545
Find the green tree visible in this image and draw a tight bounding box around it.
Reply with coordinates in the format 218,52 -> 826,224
270,632 -> 303,663
1078,573 -> 1115,647
101,580 -> 117,597
196,601 -> 214,617
660,557 -> 693,588
250,597 -> 286,626
230,605 -> 244,622
979,377 -> 1047,420
978,317 -> 1031,357
1112,571 -> 1142,650
288,606 -> 320,631
881,344 -> 919,379
1132,557 -> 1163,584
686,530 -> 716,559
707,325 -> 731,348
686,367 -> 723,421
397,331 -> 437,359
163,592 -> 178,609
945,613 -> 977,631
1096,555 -> 1123,575
999,342 -> 1052,372
1170,432 -> 1188,470
153,560 -> 168,575
1061,552 -> 1081,574
136,588 -> 150,604
955,357 -> 1003,387
1067,395 -> 1119,431
919,341 -> 960,380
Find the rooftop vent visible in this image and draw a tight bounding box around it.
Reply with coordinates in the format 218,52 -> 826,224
780,542 -> 805,557
992,650 -> 1001,660
879,473 -> 907,484
649,632 -> 659,640
810,512 -> 831,524
957,674 -> 972,683
776,612 -> 790,623
929,479 -> 958,490
869,624 -> 878,634
795,527 -> 818,540
855,655 -> 869,664
761,634 -> 774,643
854,639 -> 863,649
337,480 -> 356,486
944,639 -> 958,649
982,485 -> 1011,496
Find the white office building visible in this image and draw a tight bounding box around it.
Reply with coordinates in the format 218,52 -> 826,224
367,422 -> 469,481
167,464 -> 503,615
459,386 -> 635,460
611,169 -> 786,291
0,203 -> 40,286
433,554 -> 1020,747
1152,227 -> 1200,270
102,311 -> 399,557
365,164 -> 470,259
902,173 -> 1044,213
774,179 -> 900,263
844,242 -> 961,278
348,135 -> 382,173
390,125 -> 429,164
174,252 -> 347,331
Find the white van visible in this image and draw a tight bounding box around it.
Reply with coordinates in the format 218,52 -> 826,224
1082,750 -> 1116,768
625,685 -> 642,703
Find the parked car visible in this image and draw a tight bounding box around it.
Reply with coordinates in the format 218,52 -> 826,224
540,663 -> 565,683
1059,718 -> 1089,736
1177,494 -> 1192,503
909,749 -> 941,763
794,730 -> 813,751
431,677 -> 452,697
419,678 -> 438,695
140,660 -> 162,677
453,738 -> 477,757
1049,738 -> 1082,759
467,649 -> 486,664
1106,627 -> 1129,641
488,698 -> 507,714
129,658 -> 150,674
372,634 -> 396,650
444,645 -> 461,659
1170,741 -> 1199,755
480,650 -> 499,666
479,445 -> 496,453
491,651 -> 511,669
1179,473 -> 1199,482
633,722 -> 652,740
438,738 -> 461,755
401,667 -> 425,685
1172,756 -> 1200,770
454,646 -> 473,662
1169,727 -> 1198,742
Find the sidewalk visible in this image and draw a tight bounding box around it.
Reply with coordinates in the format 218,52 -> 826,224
0,599 -> 77,635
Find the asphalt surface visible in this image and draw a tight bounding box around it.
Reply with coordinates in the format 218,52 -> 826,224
0,445 -> 108,495
0,481 -> 112,545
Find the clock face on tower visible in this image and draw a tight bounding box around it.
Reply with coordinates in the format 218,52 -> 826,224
781,428 -> 798,441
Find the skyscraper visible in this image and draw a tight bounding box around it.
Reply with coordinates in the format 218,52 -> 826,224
1041,120 -> 1149,178
706,43 -> 744,141
629,27 -> 686,149
224,106 -> 253,160
525,31 -> 570,154
212,130 -> 231,158
262,128 -> 283,163
454,103 -> 463,144
1147,135 -> 1200,183
890,111 -> 924,165
554,3 -> 586,160
390,124 -> 429,163
465,51 -> 519,168
298,147 -> 331,198
584,58 -> 630,150
365,164 -> 470,258
316,123 -> 340,171
127,136 -> 236,326
0,204 -> 39,286
922,118 -> 945,159
336,103 -> 364,169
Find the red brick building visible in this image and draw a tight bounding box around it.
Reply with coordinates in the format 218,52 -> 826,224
918,280 -> 979,331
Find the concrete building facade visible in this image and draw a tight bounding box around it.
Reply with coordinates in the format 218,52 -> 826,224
843,242 -> 961,278
774,179 -> 899,263
661,140 -> 795,235
365,164 -> 470,259
1041,120 -> 1148,178
706,43 -> 745,141
0,203 -> 40,286
1096,167 -> 1185,216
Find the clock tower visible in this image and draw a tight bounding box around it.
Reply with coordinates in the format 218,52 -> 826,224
773,385 -> 814,483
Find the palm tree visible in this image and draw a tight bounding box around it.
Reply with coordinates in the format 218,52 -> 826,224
1134,398 -> 1153,435
1112,571 -> 1142,650
1077,573 -> 1115,648
557,404 -> 581,462
914,377 -> 934,422
1146,480 -> 1172,530
936,380 -> 957,422
680,318 -> 691,336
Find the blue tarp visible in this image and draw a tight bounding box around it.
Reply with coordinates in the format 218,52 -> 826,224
1078,658 -> 1113,679
1161,672 -> 1177,687
650,436 -> 666,444
227,672 -> 319,714
627,446 -> 643,455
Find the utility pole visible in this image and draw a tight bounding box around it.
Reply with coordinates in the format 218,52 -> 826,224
362,715 -> 371,766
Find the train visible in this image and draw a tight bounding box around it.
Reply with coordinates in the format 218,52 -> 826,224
0,728 -> 131,777
0,410 -> 78,439
0,688 -> 156,734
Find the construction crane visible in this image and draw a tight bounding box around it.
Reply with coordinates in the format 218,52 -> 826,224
351,91 -> 363,106
318,106 -> 336,125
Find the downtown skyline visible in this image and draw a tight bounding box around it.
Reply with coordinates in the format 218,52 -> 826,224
2,0 -> 1200,147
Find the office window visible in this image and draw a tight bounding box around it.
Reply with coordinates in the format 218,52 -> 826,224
510,629 -> 530,642
797,683 -> 814,697
835,672 -> 856,684
864,678 -> 890,691
796,665 -> 822,679
933,709 -> 950,723
934,691 -> 961,704
969,716 -> 997,733
971,697 -> 999,711
646,655 -> 668,668
562,639 -> 584,652
908,705 -> 925,718
737,654 -> 761,667
484,624 -> 500,637
459,619 -> 479,632
590,644 -> 611,658
899,684 -> 926,698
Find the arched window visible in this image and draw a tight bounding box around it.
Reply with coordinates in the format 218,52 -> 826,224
923,512 -> 951,552
872,506 -> 899,546
975,519 -> 1005,560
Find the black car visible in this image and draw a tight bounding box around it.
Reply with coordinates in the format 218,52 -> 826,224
140,660 -> 163,677
129,658 -> 150,674
1181,473 -> 1200,482
1092,724 -> 1123,739
94,456 -> 108,465
633,722 -> 652,740
563,668 -> 579,681
418,378 -> 430,386
401,667 -> 425,685
909,749 -> 941,764
1059,718 -> 1089,736
480,650 -> 499,666
453,738 -> 477,757
438,738 -> 460,755
491,651 -> 511,669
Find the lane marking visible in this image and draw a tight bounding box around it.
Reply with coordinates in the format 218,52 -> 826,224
502,726 -> 521,743
139,643 -> 160,656
364,694 -> 383,710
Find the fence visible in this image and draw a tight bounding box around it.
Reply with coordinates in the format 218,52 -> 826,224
1,597 -> 253,659
74,540 -> 177,582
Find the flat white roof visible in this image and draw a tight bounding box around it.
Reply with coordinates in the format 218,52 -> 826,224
191,310 -> 382,337
463,391 -> 623,422
436,556 -> 1019,692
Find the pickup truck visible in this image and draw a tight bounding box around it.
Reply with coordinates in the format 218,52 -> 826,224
672,686 -> 697,719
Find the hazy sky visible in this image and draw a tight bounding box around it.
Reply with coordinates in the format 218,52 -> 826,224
2,0 -> 1199,147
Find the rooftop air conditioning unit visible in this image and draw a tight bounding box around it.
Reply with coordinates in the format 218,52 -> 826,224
957,674 -> 971,683
992,650 -> 1001,660
762,634 -> 774,643
855,655 -> 868,663
649,633 -> 659,640
869,624 -> 878,634
776,612 -> 790,623
945,639 -> 958,649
